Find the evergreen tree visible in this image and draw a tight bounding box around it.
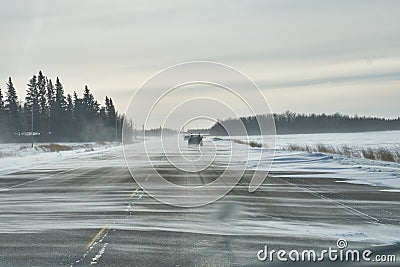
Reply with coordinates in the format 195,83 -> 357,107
52,77 -> 67,138
0,88 -> 3,108
72,91 -> 83,140
82,85 -> 99,118
99,104 -> 106,123
209,111 -> 400,136
0,88 -> 4,112
46,78 -> 54,136
99,105 -> 108,140
0,88 -> 7,141
37,71 -> 47,114
66,94 -> 73,116
107,97 -> 118,140
25,75 -> 38,109
100,96 -> 118,140
25,75 -> 39,133
0,75 -> 131,142
106,97 -> 116,125
46,78 -> 54,111
54,77 -> 66,111
37,71 -> 48,136
80,86 -> 100,140
5,77 -> 21,137
65,94 -> 74,139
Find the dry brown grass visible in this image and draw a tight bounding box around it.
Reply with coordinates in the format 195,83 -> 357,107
317,144 -> 336,154
231,139 -> 247,145
212,137 -> 264,148
248,141 -> 263,148
362,148 -> 376,160
284,144 -> 400,163
340,145 -> 358,158
39,144 -> 73,152
376,148 -> 395,162
231,139 -> 263,148
286,144 -> 310,152
396,149 -> 400,161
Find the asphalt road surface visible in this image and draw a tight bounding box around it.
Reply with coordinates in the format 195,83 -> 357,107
0,143 -> 399,266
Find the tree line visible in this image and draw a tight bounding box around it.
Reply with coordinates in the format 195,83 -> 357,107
209,111 -> 400,135
0,71 -> 133,143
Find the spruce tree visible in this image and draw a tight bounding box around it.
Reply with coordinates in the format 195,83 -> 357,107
37,71 -> 48,136
72,91 -> 83,140
46,78 -> 54,135
37,71 -> 47,114
107,97 -> 116,124
5,77 -> 21,138
52,77 -> 67,139
0,88 -> 4,111
65,94 -> 74,140
54,77 -> 66,111
25,75 -> 38,109
1,75 -> 132,142
25,75 -> 39,134
82,85 -> 99,118
46,78 -> 54,111
0,88 -> 7,140
66,94 -> 73,115
80,86 -> 100,140
107,97 -> 117,140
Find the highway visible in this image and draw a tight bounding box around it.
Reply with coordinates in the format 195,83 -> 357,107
0,143 -> 399,266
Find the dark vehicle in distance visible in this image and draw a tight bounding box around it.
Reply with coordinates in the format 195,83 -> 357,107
188,134 -> 203,146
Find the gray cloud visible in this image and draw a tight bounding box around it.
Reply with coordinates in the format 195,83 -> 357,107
0,0 -> 399,124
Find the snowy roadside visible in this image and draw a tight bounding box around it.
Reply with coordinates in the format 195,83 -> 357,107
0,142 -> 123,176
211,132 -> 400,191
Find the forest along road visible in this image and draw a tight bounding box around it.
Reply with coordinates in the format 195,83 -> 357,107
0,142 -> 399,266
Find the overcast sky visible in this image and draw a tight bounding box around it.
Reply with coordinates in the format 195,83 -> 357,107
1,0 -> 399,128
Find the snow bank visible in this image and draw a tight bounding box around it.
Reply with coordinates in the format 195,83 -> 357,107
0,142 -> 122,176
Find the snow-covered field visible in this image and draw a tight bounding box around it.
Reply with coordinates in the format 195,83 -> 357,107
275,130 -> 400,149
0,142 -> 122,176
215,130 -> 400,191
